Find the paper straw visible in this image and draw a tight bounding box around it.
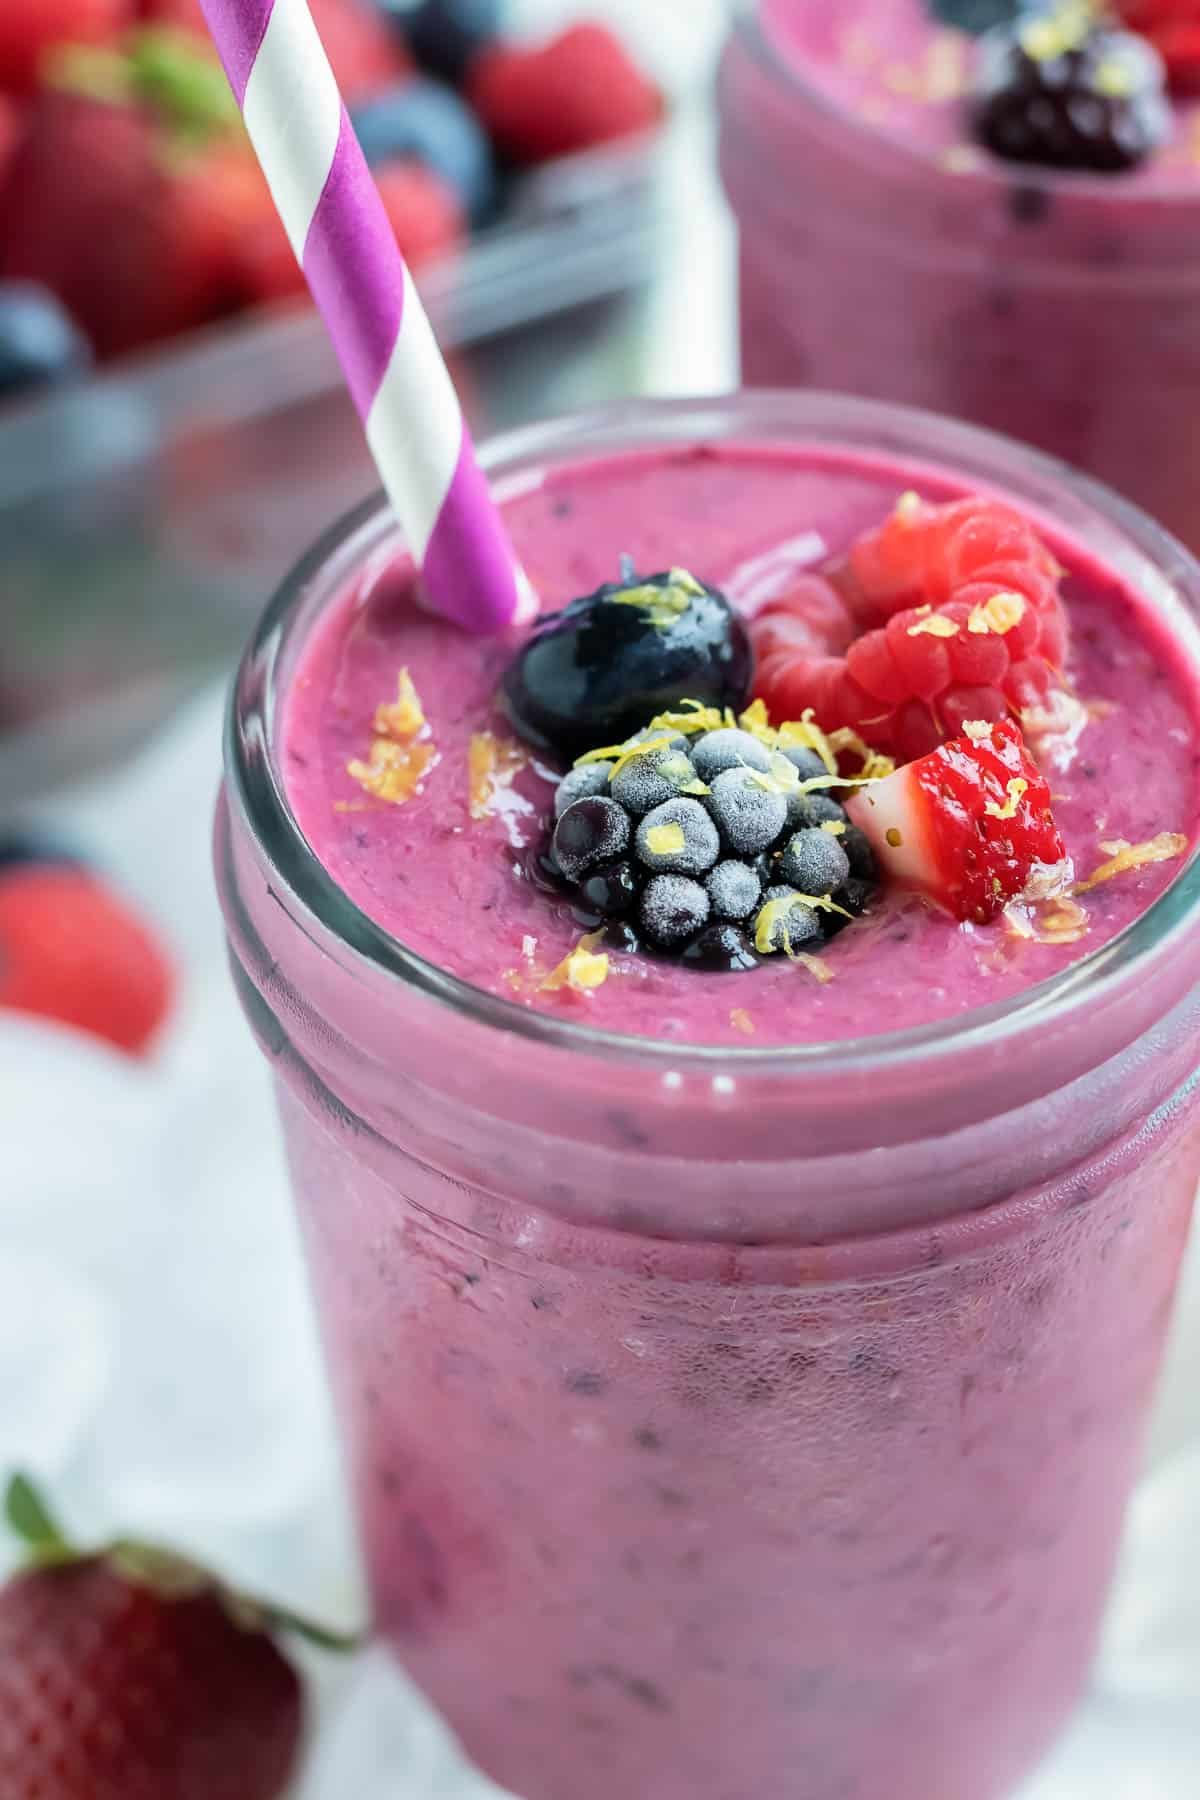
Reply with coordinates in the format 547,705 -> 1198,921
200,0 -> 531,635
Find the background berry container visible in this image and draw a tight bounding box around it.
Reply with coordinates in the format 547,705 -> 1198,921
218,394 -> 1200,1800
0,130 -> 661,806
718,1 -> 1200,554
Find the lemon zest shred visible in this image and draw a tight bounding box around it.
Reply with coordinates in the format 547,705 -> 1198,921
347,738 -> 438,805
821,820 -> 847,836
729,1007 -> 756,1036
374,667 -> 426,740
468,731 -> 528,821
907,614 -> 959,638
1074,833 -> 1188,894
984,777 -> 1028,822
796,952 -> 835,984
540,931 -> 610,993
645,823 -> 686,856
968,592 -> 1026,636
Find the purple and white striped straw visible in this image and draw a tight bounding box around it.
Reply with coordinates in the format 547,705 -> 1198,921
200,0 -> 532,635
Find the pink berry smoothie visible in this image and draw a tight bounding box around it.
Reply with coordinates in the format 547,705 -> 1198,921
217,396 -> 1200,1800
719,0 -> 1200,551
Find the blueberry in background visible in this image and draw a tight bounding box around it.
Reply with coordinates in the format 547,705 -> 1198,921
925,0 -> 1035,33
378,0 -> 502,86
0,284 -> 91,403
0,833 -> 85,874
351,78 -> 496,223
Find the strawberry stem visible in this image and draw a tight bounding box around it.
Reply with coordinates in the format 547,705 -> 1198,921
4,1473 -> 75,1565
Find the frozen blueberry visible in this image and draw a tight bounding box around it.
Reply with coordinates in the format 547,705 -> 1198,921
554,762 -> 612,817
705,859 -> 761,922
351,78 -> 496,221
690,728 -> 772,781
611,745 -> 700,815
842,824 -> 878,881
635,798 -> 720,876
501,569 -> 752,762
778,828 -> 851,896
785,785 -> 842,832
379,0 -> 502,85
754,892 -> 822,956
552,797 -> 630,882
603,919 -> 643,955
928,0 -> 1030,33
762,883 -> 797,904
0,283 -> 90,399
640,874 -> 710,948
681,923 -> 759,973
778,744 -> 829,782
579,859 -> 642,918
706,767 -> 788,856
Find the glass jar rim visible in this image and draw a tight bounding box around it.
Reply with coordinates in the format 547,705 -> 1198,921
226,389 -> 1200,1082
727,0 -> 1200,209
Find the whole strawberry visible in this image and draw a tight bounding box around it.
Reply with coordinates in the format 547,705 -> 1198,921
0,0 -> 132,98
0,1475 -> 346,1800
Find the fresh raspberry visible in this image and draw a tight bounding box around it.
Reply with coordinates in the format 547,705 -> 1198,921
751,495 -> 1069,764
846,718 -> 1067,923
0,865 -> 174,1054
0,1476 -> 306,1800
0,0 -> 132,98
467,22 -> 662,164
1114,1 -> 1200,93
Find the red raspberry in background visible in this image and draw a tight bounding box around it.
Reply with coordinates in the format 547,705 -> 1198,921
1115,0 -> 1200,92
237,155 -> 462,304
0,0 -> 132,98
0,1475 -> 307,1800
0,865 -> 174,1055
846,717 -> 1067,924
468,22 -> 662,164
751,494 -> 1070,764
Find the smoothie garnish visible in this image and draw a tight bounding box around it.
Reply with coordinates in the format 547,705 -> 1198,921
468,731 -> 532,833
847,718 -> 1070,923
541,704 -> 883,972
539,933 -> 610,994
346,668 -> 438,805
971,3 -> 1171,169
1074,831 -> 1188,891
729,1006 -> 756,1035
751,492 -> 1071,765
501,566 -> 752,762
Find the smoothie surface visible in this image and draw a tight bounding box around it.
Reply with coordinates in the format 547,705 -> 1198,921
761,0 -> 1200,190
281,443 -> 1200,1048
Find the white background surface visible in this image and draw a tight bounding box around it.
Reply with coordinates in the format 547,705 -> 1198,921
1,1 -> 1199,1794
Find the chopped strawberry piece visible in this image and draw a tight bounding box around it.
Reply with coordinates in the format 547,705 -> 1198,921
846,718 -> 1067,923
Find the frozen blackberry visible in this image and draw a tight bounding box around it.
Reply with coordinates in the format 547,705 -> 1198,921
842,824 -> 878,882
822,878 -> 876,939
706,767 -> 788,855
691,728 -> 772,781
501,567 -> 752,760
551,796 -> 631,882
579,859 -> 643,918
974,17 -> 1170,172
681,923 -> 759,973
611,744 -> 701,815
635,798 -> 721,876
778,828 -> 851,896
753,892 -> 822,956
554,762 -> 612,816
705,859 -> 762,921
640,874 -> 710,948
